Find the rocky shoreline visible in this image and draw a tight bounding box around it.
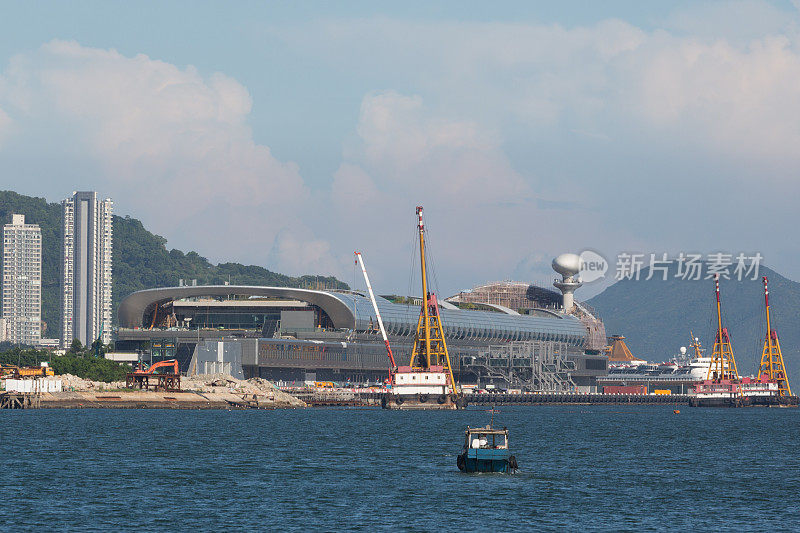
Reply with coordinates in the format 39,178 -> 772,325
29,373 -> 306,410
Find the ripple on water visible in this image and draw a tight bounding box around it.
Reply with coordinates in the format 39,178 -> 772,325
0,406 -> 798,531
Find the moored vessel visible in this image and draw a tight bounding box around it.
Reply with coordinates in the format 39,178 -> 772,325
689,275 -> 797,407
357,207 -> 462,410
457,410 -> 517,473
380,207 -> 462,410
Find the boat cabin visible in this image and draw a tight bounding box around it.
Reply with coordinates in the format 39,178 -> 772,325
465,426 -> 509,450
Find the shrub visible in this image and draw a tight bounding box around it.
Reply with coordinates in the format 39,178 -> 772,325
50,355 -> 132,382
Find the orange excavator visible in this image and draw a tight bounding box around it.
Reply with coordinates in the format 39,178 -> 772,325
126,359 -> 181,391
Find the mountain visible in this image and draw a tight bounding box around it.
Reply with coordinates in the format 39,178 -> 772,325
587,264 -> 800,386
0,191 -> 348,340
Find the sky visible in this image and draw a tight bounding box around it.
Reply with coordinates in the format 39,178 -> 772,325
1,0 -> 800,298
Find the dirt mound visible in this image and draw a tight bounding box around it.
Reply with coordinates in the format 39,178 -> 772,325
53,374 -> 126,391
183,374 -> 305,407
46,372 -> 305,408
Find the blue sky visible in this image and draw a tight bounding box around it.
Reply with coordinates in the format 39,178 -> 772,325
1,1 -> 799,297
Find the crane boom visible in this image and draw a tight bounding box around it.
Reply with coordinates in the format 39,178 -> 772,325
355,252 -> 397,370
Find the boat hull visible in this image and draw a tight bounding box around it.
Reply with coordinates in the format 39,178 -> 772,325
689,396 -> 751,408
689,394 -> 799,407
381,393 -> 464,410
457,449 -> 516,473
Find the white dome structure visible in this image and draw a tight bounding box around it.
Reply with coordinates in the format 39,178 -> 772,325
552,253 -> 583,313
552,253 -> 582,278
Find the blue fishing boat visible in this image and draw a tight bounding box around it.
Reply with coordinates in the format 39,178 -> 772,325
457,424 -> 517,473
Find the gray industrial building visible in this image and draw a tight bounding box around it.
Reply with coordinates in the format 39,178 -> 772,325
116,285 -> 608,391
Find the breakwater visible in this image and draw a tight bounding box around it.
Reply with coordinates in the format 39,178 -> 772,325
0,390 -> 304,409
290,390 -> 689,407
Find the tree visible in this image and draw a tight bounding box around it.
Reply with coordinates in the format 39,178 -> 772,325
69,339 -> 83,354
91,338 -> 106,357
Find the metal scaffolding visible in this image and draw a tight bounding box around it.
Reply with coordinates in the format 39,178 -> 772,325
464,340 -> 577,392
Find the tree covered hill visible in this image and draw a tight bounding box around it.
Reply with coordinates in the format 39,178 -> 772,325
0,191 -> 348,339
587,263 -> 800,387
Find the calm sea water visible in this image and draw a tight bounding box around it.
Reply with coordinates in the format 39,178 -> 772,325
1,406 -> 798,531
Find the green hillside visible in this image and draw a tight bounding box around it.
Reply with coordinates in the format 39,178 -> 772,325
0,191 -> 348,340
587,264 -> 800,387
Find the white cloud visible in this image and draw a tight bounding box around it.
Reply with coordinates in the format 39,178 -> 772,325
0,40 -> 337,275
267,227 -> 347,278
274,10 -> 800,289
0,108 -> 10,142
629,33 -> 800,159
4,3 -> 800,291
350,91 -> 529,204
325,91 -> 596,294
276,14 -> 800,163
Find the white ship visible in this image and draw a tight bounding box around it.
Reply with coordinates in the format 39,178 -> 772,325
599,337 -> 716,394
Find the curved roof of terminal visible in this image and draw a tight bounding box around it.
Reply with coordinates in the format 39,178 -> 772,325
328,292 -> 587,346
117,286 -> 587,346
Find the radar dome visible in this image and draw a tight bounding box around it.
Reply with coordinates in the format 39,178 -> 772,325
552,253 -> 582,277
680,347 -> 687,355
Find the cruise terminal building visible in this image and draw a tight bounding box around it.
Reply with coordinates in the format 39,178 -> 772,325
116,284 -> 608,391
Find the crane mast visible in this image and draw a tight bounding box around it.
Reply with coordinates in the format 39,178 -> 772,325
707,274 -> 739,381
409,206 -> 457,395
354,252 -> 397,371
757,276 -> 792,396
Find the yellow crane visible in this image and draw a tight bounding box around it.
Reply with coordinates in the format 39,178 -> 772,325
757,276 -> 792,397
707,274 -> 739,381
408,206 -> 457,395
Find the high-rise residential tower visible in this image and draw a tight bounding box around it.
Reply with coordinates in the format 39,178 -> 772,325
62,191 -> 113,347
2,214 -> 42,345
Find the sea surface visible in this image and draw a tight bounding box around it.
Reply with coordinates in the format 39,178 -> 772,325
1,406 -> 798,531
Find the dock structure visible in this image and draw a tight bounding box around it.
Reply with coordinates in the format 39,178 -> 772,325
125,373 -> 181,392
0,392 -> 41,409
285,391 -> 692,407
463,392 -> 689,406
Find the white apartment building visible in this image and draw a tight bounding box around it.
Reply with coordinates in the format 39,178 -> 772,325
2,214 -> 42,345
62,191 -> 113,347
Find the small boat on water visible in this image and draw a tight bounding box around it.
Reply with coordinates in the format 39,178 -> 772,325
457,421 -> 517,473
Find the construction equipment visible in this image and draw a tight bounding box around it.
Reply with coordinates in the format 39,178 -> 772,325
707,274 -> 739,381
757,276 -> 792,397
1,364 -> 54,378
381,207 -> 462,409
409,206 -> 457,389
355,251 -> 397,375
15,366 -> 55,378
0,364 -> 17,379
126,359 -> 181,391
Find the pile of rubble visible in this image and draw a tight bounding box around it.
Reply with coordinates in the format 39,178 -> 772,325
182,374 -> 306,407
53,374 -> 126,391
47,373 -> 305,408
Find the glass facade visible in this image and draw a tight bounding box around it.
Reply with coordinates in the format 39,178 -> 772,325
328,293 -> 587,347
178,308 -> 282,330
